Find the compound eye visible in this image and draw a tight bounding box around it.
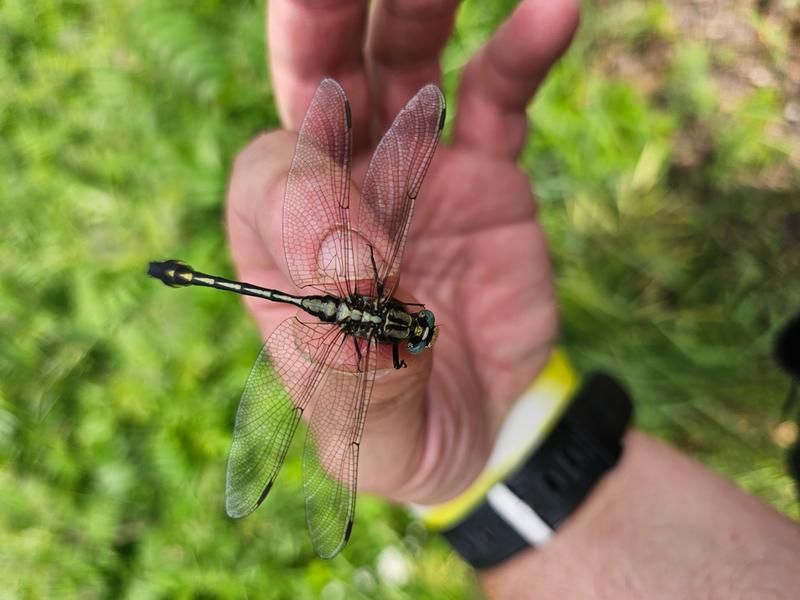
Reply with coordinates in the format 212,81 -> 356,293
419,310 -> 435,329
408,339 -> 428,354
408,310 -> 437,354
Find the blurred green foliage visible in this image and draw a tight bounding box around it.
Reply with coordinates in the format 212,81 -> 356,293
1,0 -> 798,597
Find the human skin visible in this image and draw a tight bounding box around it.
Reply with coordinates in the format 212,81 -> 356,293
225,1 -> 800,597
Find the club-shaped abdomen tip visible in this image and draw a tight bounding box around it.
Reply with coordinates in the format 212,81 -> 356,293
147,259 -> 193,287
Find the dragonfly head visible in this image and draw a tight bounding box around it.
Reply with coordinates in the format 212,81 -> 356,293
408,309 -> 438,354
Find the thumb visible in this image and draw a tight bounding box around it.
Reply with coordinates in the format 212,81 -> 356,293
226,130 -> 298,335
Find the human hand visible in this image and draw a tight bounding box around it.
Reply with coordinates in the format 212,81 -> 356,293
226,0 -> 580,505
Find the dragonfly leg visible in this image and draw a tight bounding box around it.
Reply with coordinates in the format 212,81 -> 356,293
353,338 -> 363,372
368,245 -> 384,298
397,300 -> 425,308
392,342 -> 407,370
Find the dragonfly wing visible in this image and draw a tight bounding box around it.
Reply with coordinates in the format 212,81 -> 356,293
303,336 -> 376,558
225,316 -> 347,518
284,78 -> 355,296
356,84 -> 445,298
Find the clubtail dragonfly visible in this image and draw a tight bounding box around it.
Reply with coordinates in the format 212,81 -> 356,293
148,79 -> 445,557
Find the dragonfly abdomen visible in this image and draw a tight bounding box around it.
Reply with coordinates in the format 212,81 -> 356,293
148,260 -> 305,307
299,296 -> 339,322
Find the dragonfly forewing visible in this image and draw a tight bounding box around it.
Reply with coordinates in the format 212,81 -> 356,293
283,78 -> 356,297
356,84 -> 445,299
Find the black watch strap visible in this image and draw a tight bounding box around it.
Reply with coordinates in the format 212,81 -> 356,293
441,372 -> 633,569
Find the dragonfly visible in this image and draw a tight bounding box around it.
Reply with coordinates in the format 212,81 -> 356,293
148,79 -> 445,557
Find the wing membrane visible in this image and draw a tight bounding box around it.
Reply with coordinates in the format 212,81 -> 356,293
302,336 -> 376,558
356,85 -> 445,298
283,78 -> 355,295
225,316 -> 346,518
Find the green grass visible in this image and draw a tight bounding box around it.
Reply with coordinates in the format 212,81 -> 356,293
1,0 -> 798,597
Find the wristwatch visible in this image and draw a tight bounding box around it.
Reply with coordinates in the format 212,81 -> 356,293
440,370 -> 633,569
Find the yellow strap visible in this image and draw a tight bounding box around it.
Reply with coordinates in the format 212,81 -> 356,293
418,349 -> 578,530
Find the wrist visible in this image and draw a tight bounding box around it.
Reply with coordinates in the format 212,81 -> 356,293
429,368 -> 632,569
478,431 -> 642,598
481,432 -> 800,599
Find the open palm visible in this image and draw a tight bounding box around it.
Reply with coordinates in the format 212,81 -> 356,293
226,0 -> 579,506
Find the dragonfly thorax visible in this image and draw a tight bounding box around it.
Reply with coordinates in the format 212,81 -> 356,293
300,294 -> 415,344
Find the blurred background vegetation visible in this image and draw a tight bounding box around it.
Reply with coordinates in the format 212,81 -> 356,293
1,0 -> 799,597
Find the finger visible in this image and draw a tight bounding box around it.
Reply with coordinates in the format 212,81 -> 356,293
268,0 -> 371,148
365,0 -> 459,133
452,0 -> 580,159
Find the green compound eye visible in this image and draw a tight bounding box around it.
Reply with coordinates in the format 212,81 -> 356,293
408,310 -> 436,354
